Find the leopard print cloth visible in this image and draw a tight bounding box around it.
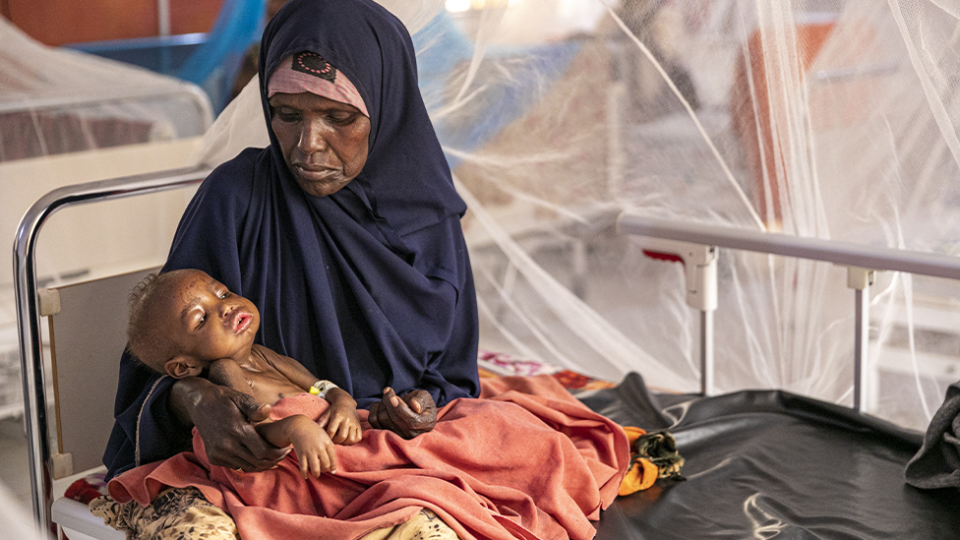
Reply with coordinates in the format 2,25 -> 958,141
362,508 -> 459,540
90,487 -> 238,539
90,487 -> 458,540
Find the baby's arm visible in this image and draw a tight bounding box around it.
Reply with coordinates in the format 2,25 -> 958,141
256,346 -> 362,445
256,416 -> 337,478
209,358 -> 336,477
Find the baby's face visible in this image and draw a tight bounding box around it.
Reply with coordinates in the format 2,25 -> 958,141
160,270 -> 261,365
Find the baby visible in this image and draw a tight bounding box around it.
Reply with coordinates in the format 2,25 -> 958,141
126,268 -> 362,478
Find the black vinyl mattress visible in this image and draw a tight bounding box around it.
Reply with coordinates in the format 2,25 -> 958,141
579,373 -> 960,540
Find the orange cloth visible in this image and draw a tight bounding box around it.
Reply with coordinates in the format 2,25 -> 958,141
616,427 -> 659,496
109,375 -> 630,540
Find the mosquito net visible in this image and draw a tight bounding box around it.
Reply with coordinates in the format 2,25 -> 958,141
0,17 -> 212,162
11,1 -> 960,432
0,16 -> 213,417
191,0 -> 960,431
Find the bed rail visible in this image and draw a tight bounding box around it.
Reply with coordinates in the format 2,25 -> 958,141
617,212 -> 960,412
13,166 -> 211,532
618,215 -> 960,278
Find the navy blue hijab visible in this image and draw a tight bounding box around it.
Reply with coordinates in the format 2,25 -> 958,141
260,0 -> 467,234
104,0 -> 480,478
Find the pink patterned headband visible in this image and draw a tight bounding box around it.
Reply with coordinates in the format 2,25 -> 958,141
267,51 -> 368,117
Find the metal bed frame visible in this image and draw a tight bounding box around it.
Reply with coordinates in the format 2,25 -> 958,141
14,167 -> 210,533
13,172 -> 960,535
617,214 -> 960,407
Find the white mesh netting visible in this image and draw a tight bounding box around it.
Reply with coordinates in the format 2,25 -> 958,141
0,16 -> 214,417
0,17 -> 211,161
8,1 -> 960,430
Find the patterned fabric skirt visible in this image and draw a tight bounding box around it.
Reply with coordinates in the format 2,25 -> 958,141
90,487 -> 458,540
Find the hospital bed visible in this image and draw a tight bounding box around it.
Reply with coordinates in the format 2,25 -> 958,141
13,170 -> 960,539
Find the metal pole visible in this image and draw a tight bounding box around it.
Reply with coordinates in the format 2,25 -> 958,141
847,266 -> 874,412
157,0 -> 171,36
853,286 -> 869,412
606,81 -> 626,200
701,309 -> 714,396
14,166 -> 209,529
157,0 -> 172,74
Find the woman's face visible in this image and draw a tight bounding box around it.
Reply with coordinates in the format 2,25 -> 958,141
269,92 -> 371,197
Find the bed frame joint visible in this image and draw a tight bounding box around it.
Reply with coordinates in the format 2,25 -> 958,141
38,288 -> 61,316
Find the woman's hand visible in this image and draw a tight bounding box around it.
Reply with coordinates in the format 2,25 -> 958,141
170,377 -> 290,472
316,387 -> 362,445
367,387 -> 437,439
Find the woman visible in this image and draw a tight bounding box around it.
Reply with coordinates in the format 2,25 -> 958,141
104,0 -> 481,479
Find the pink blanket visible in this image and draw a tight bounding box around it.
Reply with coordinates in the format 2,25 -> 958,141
108,375 -> 630,540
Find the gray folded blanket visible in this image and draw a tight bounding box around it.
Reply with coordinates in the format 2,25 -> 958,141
905,381 -> 960,489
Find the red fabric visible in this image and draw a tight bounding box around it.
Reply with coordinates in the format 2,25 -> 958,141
64,478 -> 106,505
108,375 -> 629,540
641,250 -> 684,264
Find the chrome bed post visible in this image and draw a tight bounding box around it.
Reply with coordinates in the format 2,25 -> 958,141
13,166 -> 210,531
848,267 -> 876,412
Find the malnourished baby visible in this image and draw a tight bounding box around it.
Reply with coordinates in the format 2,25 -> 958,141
126,268 -> 361,478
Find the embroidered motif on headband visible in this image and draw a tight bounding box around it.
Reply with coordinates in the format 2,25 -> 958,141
292,51 -> 337,82
268,52 -> 369,117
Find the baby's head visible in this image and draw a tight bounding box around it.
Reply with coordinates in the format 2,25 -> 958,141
126,269 -> 260,378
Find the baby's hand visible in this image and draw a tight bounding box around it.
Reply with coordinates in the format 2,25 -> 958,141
286,416 -> 337,478
317,388 -> 362,445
